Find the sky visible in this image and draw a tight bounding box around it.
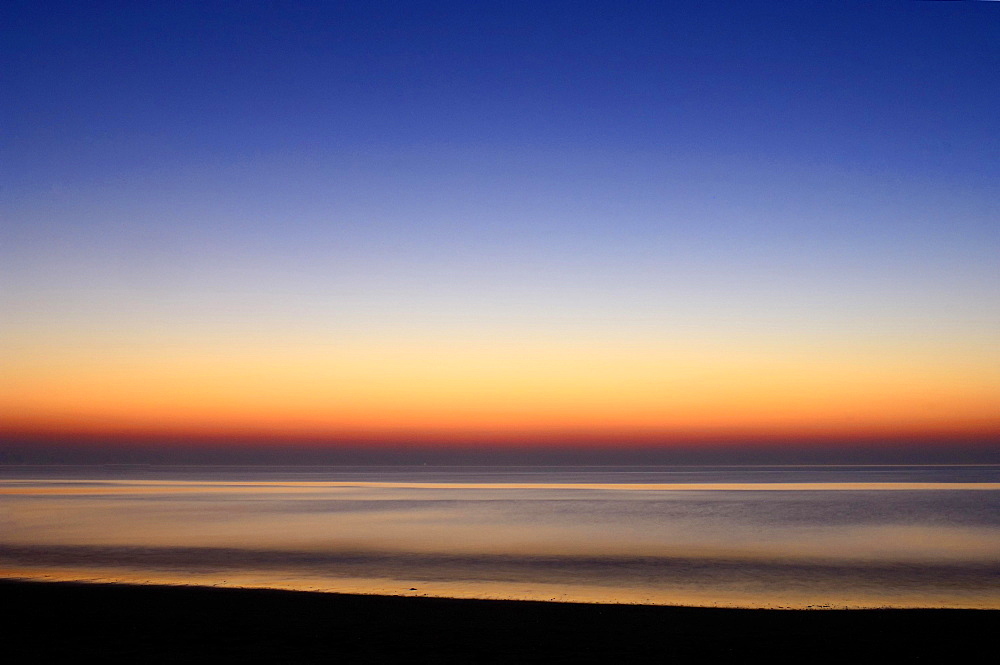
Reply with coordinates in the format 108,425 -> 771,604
2,1 -> 998,463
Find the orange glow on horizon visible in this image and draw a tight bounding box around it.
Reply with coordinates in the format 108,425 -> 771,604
4,417 -> 998,450
3,334 -> 998,450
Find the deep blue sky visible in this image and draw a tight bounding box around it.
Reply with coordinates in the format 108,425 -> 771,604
5,1 -> 998,188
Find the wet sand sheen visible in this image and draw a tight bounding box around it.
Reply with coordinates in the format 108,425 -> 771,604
4,564 -> 997,610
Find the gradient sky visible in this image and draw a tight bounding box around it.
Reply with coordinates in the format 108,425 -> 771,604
2,2 -> 998,460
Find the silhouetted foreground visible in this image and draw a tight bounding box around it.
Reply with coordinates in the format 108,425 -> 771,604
2,580 -> 994,663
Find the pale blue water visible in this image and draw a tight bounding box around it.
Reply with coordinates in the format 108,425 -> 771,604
2,465 -> 998,608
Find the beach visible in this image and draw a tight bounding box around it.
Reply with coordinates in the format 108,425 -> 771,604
6,3 -> 999,661
3,579 -> 996,663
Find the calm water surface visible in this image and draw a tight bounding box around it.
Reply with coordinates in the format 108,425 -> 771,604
2,465 -> 998,608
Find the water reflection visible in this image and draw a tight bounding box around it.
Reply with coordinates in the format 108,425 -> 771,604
2,465 -> 998,608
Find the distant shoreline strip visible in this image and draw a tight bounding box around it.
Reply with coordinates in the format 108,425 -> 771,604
2,481 -> 1000,494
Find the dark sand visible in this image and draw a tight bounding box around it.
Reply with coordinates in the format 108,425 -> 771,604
2,579 -> 995,663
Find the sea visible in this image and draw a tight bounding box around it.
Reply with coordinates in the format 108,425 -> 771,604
2,464 -> 998,608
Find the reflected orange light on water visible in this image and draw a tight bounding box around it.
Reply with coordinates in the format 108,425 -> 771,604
3,481 -> 1000,495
